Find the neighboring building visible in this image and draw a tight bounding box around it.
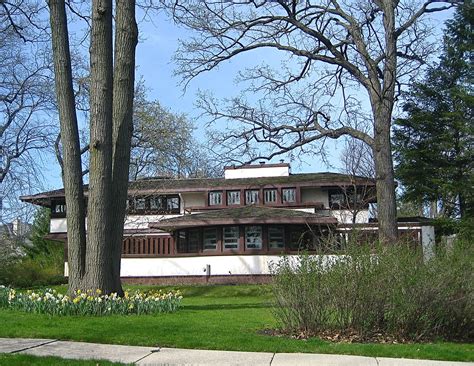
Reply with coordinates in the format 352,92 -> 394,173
20,163 -> 435,284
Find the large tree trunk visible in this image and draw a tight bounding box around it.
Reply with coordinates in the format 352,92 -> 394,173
373,111 -> 398,244
85,0 -> 115,292
110,0 -> 138,294
49,0 -> 87,294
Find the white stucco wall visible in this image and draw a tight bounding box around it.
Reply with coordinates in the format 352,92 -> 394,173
332,210 -> 369,224
64,254 -> 339,277
181,192 -> 206,208
300,188 -> 329,207
51,218 -> 67,233
224,166 -> 289,179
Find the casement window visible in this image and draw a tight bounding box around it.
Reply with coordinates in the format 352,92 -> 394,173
245,225 -> 262,249
209,191 -> 223,206
166,196 -> 180,211
268,226 -> 285,249
245,190 -> 259,205
282,188 -> 296,203
223,226 -> 239,249
52,202 -> 66,214
227,190 -> 241,205
203,228 -> 218,250
264,189 -> 277,204
188,229 -> 200,252
134,197 -> 146,210
150,197 -> 163,210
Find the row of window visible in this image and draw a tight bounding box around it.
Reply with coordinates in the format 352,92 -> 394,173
209,188 -> 296,206
51,195 -> 181,216
176,225 -> 325,254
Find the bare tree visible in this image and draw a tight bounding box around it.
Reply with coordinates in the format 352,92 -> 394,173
49,0 -> 138,294
162,0 -> 459,243
0,1 -> 56,225
338,138 -> 376,224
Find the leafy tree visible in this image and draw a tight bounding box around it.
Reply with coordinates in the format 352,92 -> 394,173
393,3 -> 474,220
162,0 -> 460,243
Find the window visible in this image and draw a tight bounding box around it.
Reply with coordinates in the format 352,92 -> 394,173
245,226 -> 262,249
227,190 -> 241,205
268,226 -> 284,249
223,226 -> 239,249
264,189 -> 277,204
188,229 -> 200,252
282,188 -> 296,203
52,202 -> 66,216
166,196 -> 180,211
209,191 -> 223,206
134,197 -> 146,210
150,196 -> 163,210
203,228 -> 218,250
245,190 -> 259,205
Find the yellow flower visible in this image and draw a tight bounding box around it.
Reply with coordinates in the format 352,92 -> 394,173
95,289 -> 102,295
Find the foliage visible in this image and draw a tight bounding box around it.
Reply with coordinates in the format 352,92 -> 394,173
0,285 -> 471,361
271,241 -> 473,342
0,287 -> 182,316
0,208 -> 65,288
393,3 -> 474,219
131,85 -> 219,179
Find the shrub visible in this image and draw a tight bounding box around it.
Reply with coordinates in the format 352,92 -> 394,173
0,287 -> 182,316
271,240 -> 473,342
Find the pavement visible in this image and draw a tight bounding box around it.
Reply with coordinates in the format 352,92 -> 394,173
0,338 -> 472,366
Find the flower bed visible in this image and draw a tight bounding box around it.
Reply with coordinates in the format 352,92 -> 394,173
0,285 -> 182,316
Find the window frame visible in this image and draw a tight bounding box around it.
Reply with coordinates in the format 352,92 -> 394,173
203,227 -> 218,251
245,225 -> 263,250
263,189 -> 278,204
282,188 -> 297,203
223,226 -> 240,250
226,190 -> 241,206
245,189 -> 260,205
209,191 -> 223,206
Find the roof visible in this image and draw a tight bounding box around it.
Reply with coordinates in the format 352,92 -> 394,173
150,205 -> 338,231
20,172 -> 376,206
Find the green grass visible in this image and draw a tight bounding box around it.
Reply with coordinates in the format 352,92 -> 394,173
0,285 -> 472,362
0,354 -> 129,365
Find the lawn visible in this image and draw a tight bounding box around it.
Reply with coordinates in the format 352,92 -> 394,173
0,354 -> 129,365
0,285 -> 472,362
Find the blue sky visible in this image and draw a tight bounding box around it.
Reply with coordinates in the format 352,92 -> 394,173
41,6 -> 454,191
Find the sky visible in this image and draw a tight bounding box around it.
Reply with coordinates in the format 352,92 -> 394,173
40,4 -> 454,192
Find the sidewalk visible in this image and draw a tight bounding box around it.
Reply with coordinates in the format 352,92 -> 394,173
0,338 -> 472,366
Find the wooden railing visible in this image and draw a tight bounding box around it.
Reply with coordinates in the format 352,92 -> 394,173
122,236 -> 174,256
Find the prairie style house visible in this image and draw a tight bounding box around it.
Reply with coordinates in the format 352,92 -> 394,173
21,163 -> 435,284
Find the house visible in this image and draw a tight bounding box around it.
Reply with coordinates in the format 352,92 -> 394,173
20,163 -> 435,284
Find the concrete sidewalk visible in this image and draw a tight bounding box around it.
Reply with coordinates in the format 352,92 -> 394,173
0,338 -> 472,366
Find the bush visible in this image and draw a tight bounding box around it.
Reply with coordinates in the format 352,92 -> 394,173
0,287 -> 182,316
271,240 -> 473,342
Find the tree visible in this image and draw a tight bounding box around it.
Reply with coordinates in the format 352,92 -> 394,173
338,138 -> 376,223
393,2 -> 473,220
49,0 -> 138,294
163,0 -> 460,243
131,87 -> 219,179
0,1 -> 56,224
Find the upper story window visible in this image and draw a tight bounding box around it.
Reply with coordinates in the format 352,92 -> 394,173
51,201 -> 67,217
264,189 -> 277,204
134,197 -> 146,210
167,196 -> 180,211
245,190 -> 259,205
128,195 -> 180,214
209,191 -> 223,206
282,188 -> 296,203
227,190 -> 241,205
245,225 -> 262,249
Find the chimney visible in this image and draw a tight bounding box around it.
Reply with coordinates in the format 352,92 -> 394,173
259,161 -> 265,165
